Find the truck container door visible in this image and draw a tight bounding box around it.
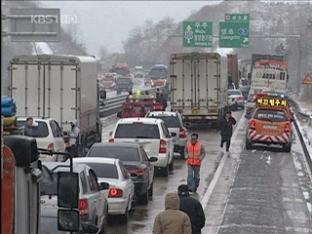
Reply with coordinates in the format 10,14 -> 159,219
45,65 -> 78,132
11,64 -> 44,117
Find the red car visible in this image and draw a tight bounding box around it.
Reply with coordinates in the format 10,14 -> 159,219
118,94 -> 164,118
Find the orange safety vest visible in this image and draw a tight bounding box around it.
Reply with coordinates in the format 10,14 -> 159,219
187,141 -> 202,166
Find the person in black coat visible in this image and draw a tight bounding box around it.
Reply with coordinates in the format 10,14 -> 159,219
178,184 -> 206,234
219,111 -> 236,155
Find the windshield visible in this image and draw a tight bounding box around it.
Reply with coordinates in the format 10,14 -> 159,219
83,163 -> 118,179
148,116 -> 181,128
254,109 -> 288,122
115,123 -> 160,139
149,68 -> 167,78
88,146 -> 140,162
117,78 -> 132,84
17,120 -> 49,138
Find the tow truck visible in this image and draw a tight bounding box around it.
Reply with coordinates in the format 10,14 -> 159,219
245,94 -> 293,152
117,94 -> 164,118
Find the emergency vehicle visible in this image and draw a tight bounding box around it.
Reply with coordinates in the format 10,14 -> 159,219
245,94 -> 293,152
118,94 -> 164,118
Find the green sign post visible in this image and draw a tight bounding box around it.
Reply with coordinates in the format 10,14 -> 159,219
183,21 -> 213,47
220,13 -> 250,48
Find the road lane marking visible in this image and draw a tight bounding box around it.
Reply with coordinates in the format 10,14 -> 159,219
200,114 -> 246,210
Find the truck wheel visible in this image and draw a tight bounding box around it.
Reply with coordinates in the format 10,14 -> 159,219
169,158 -> 174,171
162,165 -> 169,177
148,182 -> 153,197
139,191 -> 148,205
180,150 -> 185,160
283,144 -> 291,152
245,138 -> 252,150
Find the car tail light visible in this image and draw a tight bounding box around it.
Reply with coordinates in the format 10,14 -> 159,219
179,128 -> 187,138
79,199 -> 88,216
47,143 -> 54,151
128,169 -> 145,175
108,188 -> 123,198
284,123 -> 290,132
108,138 -> 114,143
159,139 -> 167,153
249,120 -> 256,129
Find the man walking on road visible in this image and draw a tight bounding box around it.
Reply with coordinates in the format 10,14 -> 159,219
219,111 -> 236,157
153,192 -> 192,234
178,184 -> 206,234
185,133 -> 206,193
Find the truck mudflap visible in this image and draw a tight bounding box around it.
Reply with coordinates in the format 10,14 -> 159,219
1,145 -> 16,234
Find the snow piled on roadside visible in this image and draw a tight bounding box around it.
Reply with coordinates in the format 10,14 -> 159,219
32,42 -> 53,55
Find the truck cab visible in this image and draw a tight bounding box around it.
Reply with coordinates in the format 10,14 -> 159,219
118,94 -> 164,118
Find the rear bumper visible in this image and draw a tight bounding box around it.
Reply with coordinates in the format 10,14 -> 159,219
108,198 -> 128,215
247,129 -> 291,145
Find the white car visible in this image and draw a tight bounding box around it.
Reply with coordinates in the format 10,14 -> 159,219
40,162 -> 109,234
17,118 -> 65,161
146,111 -> 187,159
109,118 -> 174,176
228,89 -> 245,110
73,157 -> 135,222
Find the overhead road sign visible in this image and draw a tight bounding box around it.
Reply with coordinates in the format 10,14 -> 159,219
183,21 -> 213,48
220,13 -> 249,48
8,8 -> 60,42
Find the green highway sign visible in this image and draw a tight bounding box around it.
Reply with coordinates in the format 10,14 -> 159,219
183,21 -> 213,47
225,13 -> 250,22
219,21 -> 249,48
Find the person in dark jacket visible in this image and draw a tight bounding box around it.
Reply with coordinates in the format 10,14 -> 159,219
177,184 -> 205,234
219,111 -> 236,156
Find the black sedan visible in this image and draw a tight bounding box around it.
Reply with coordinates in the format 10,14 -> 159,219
86,142 -> 157,204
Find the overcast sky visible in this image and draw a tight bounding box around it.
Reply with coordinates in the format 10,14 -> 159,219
42,1 -> 221,56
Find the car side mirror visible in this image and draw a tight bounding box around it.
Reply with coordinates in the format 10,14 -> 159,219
98,182 -> 110,190
81,222 -> 99,233
117,112 -> 122,118
58,172 -> 79,209
57,209 -> 80,232
171,132 -> 177,137
149,157 -> 158,162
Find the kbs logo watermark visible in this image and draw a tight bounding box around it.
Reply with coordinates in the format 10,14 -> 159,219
30,14 -> 78,25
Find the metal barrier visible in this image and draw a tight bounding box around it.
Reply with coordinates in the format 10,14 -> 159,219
99,86 -> 165,117
290,98 -> 312,172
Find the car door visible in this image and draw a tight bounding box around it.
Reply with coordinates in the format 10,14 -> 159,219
49,120 -> 65,153
86,169 -> 105,228
140,147 -> 153,187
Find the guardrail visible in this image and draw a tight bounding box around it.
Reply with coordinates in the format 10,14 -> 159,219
99,86 -> 166,117
289,98 -> 312,172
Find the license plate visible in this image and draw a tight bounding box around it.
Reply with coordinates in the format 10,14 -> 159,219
263,125 -> 277,129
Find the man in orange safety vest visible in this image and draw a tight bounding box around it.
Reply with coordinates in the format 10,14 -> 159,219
184,133 -> 206,193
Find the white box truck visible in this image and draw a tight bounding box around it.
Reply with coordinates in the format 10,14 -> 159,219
7,54 -> 102,155
170,53 -> 228,125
